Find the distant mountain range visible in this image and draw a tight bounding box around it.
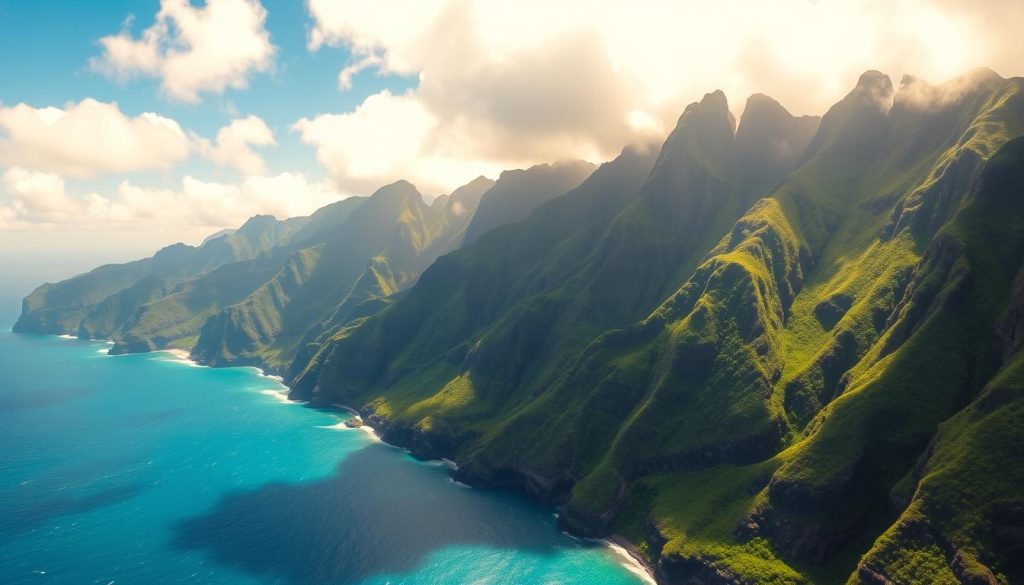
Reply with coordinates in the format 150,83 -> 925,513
16,68 -> 1024,585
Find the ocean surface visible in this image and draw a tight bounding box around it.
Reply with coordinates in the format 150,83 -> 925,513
0,331 -> 648,585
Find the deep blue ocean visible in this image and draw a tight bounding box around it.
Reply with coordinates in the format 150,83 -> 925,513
0,331 -> 648,585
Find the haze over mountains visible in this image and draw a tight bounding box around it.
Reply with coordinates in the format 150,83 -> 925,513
15,68 -> 1024,585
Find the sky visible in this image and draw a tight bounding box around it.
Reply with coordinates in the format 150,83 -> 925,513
1,0 -> 1023,315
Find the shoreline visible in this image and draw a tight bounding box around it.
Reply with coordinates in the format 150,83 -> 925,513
605,535 -> 657,585
40,331 -> 661,584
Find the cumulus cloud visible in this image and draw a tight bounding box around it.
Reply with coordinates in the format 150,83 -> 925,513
0,99 -> 191,178
92,0 -> 275,102
293,90 -> 506,194
0,169 -> 346,233
303,0 -> 1024,193
194,115 -> 276,174
1,168 -> 82,225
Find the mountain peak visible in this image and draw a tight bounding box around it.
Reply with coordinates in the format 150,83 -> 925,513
448,175 -> 495,208
957,66 -> 1003,84
369,179 -> 423,205
803,70 -> 894,157
856,69 -> 893,89
894,67 -> 1006,113
379,178 -> 419,193
851,70 -> 894,106
462,160 -> 595,243
739,94 -> 791,128
658,89 -> 737,173
688,89 -> 734,134
237,214 -> 278,234
735,93 -> 820,184
463,175 -> 495,190
701,88 -> 729,110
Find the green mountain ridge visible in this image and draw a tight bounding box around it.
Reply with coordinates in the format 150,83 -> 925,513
190,177 -> 493,369
291,70 -> 1024,584
13,211 -> 317,337
462,160 -> 596,244
13,69 -> 1024,585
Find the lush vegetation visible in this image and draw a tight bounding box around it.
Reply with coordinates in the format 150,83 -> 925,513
16,69 -> 1024,584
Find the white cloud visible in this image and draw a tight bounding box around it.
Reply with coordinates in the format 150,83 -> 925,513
293,90 -> 506,194
92,0 -> 275,102
306,0 -> 447,60
194,115 -> 276,174
0,100 -> 283,179
0,169 -> 347,233
302,0 -> 1024,193
98,173 -> 346,228
0,100 -> 191,178
336,53 -> 384,91
1,168 -> 82,225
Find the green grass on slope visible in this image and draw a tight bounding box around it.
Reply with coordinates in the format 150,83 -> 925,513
594,134 -> 1024,585
635,461 -> 807,585
572,80 -> 1024,585
848,135 -> 1024,585
777,236 -> 918,425
549,197 -> 803,532
768,135 -> 1024,583
852,351 -> 1024,585
285,77 -> 1024,585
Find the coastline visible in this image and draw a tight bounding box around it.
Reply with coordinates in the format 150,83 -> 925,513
325,397 -> 661,582
605,535 -> 657,585
39,331 -> 662,584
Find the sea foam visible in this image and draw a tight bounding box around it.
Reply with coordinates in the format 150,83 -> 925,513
259,389 -> 296,404
602,540 -> 656,585
158,349 -> 204,367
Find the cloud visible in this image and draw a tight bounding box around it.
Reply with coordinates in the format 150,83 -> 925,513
302,0 -> 1024,193
293,90 -> 505,194
337,54 -> 384,91
0,99 -> 191,178
0,100 -> 280,179
194,115 -> 276,174
92,0 -> 275,102
1,168 -> 81,225
306,0 -> 446,59
97,173 -> 346,228
0,169 -> 346,232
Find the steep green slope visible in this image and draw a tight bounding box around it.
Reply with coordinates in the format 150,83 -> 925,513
462,161 -> 596,243
293,88 -> 821,472
294,70 -> 1024,584
849,134 -> 1024,585
12,213 -> 309,336
16,158 -> 595,374
290,140 -> 660,405
189,177 -> 493,370
285,195 -> 366,246
109,252 -> 295,353
602,73 -> 1024,584
14,67 -> 1024,585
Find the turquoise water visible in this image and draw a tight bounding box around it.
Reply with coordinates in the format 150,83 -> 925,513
0,331 -> 647,585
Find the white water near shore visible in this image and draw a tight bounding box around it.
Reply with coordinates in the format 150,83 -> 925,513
260,388 -> 297,404
556,521 -> 657,585
158,349 -> 204,367
118,339 -> 653,583
604,539 -> 657,585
